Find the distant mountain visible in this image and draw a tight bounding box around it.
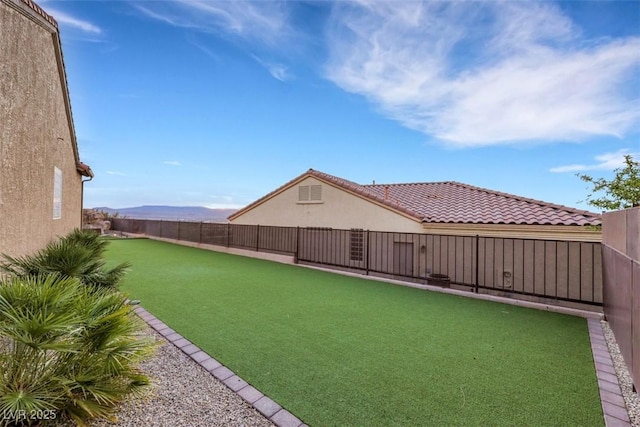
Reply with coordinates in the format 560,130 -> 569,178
92,206 -> 237,222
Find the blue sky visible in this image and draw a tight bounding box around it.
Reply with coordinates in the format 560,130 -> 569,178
43,0 -> 639,211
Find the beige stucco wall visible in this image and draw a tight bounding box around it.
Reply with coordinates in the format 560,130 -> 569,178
422,223 -> 602,242
0,0 -> 83,258
231,176 -> 425,233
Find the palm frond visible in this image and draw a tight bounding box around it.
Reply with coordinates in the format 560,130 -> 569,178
0,229 -> 130,291
0,252 -> 153,426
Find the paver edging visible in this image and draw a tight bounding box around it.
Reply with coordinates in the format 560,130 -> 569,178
588,319 -> 632,427
134,306 -> 304,427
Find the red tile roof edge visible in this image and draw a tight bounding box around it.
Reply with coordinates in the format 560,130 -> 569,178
19,0 -> 57,28
441,181 -> 601,219
228,168 -> 602,226
77,163 -> 94,178
361,180 -> 601,224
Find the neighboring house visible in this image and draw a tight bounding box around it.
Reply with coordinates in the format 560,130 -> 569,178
229,169 -> 602,241
0,0 -> 93,258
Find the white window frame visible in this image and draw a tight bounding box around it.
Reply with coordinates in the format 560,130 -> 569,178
53,167 -> 62,219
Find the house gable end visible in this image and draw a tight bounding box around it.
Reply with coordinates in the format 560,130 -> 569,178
228,169 -> 424,228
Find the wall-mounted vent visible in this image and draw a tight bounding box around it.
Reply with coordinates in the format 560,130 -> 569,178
298,185 -> 322,202
298,185 -> 309,202
310,184 -> 322,201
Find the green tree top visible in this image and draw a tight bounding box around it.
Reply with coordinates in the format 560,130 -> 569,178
578,154 -> 640,211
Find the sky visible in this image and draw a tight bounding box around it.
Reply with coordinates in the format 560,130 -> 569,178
42,0 -> 640,212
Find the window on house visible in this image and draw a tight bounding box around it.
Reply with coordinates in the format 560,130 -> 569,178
298,184 -> 322,202
53,167 -> 62,219
350,228 -> 364,261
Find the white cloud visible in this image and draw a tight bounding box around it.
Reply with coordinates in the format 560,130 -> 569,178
135,1 -> 291,47
163,161 -> 181,166
134,5 -> 180,27
185,33 -> 221,61
252,55 -> 292,81
325,1 -> 640,147
550,149 -> 638,173
203,203 -> 244,209
106,171 -> 126,176
46,8 -> 102,34
137,2 -> 296,81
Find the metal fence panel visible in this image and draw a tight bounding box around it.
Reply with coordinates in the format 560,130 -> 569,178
110,219 -> 602,305
160,221 -> 179,240
146,220 -> 161,237
230,224 -> 258,249
201,223 -> 228,246
179,222 -> 201,243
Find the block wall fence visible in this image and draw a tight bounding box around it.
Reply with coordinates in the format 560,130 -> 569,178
602,206 -> 639,390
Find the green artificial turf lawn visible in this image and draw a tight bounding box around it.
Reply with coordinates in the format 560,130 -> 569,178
106,238 -> 603,426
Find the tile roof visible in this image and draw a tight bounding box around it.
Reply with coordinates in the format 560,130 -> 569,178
230,169 -> 602,226
18,0 -> 57,28
77,162 -> 94,178
364,181 -> 602,226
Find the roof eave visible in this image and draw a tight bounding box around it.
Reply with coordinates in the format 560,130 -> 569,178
421,218 -> 602,227
77,163 -> 94,178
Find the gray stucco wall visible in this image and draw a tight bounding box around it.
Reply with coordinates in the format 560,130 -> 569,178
0,0 -> 83,257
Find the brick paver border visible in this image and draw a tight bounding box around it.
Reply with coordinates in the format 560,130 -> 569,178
132,306 -> 631,427
132,306 -> 306,427
588,319 -> 632,427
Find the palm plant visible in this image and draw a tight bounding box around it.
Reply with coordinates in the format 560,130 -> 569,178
0,230 -> 130,290
0,274 -> 155,426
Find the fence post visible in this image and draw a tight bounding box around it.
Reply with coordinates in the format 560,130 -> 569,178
294,226 -> 300,263
475,234 -> 480,293
256,224 -> 260,252
226,223 -> 230,247
199,222 -> 203,244
366,230 -> 370,275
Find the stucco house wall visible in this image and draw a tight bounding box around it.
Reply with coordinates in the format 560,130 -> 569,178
420,222 -> 601,241
232,176 -> 424,233
0,0 -> 89,258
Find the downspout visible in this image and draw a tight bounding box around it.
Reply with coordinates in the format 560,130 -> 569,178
81,176 -> 93,228
78,163 -> 94,229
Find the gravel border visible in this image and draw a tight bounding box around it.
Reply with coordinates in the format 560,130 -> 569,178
602,320 -> 639,427
58,327 -> 274,427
